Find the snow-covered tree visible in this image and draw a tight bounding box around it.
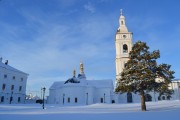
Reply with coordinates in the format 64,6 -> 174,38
115,41 -> 174,111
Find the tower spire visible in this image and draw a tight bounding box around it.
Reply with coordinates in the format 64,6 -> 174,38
73,69 -> 76,77
118,9 -> 128,32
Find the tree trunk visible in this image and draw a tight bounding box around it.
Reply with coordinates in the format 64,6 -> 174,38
140,90 -> 146,111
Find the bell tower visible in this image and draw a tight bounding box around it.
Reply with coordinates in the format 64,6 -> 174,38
115,9 -> 133,82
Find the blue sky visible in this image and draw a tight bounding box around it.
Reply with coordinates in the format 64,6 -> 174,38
0,0 -> 180,95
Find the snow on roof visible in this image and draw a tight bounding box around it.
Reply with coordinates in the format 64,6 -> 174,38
172,79 -> 180,82
49,79 -> 114,90
0,61 -> 28,75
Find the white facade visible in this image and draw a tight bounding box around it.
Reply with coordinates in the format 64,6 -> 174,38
115,9 -> 133,81
0,58 -> 28,104
169,80 -> 180,100
48,63 -> 115,105
115,10 -> 180,103
48,10 -> 180,105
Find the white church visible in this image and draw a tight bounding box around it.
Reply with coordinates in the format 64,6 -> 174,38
48,10 -> 180,105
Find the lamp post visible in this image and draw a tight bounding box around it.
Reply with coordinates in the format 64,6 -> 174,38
86,93 -> 88,105
104,93 -> 105,103
63,94 -> 65,105
42,87 -> 46,109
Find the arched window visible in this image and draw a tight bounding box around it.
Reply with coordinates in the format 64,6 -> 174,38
123,44 -> 128,53
145,94 -> 152,102
167,96 -> 171,100
67,97 -> 70,103
162,96 -> 165,100
100,98 -> 103,103
121,21 -> 124,25
1,96 -> 4,102
75,97 -> 78,103
127,92 -> 133,103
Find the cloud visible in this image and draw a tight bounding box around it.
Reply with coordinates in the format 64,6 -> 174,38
84,2 -> 95,13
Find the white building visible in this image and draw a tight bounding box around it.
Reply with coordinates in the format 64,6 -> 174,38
48,10 -> 180,105
0,58 -> 28,104
48,62 -> 115,105
115,9 -> 180,103
170,80 -> 180,100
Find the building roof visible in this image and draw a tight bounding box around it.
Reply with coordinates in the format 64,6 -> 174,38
49,79 -> 114,90
0,61 -> 28,75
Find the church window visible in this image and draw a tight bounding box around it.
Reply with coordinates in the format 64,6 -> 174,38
68,97 -> 70,103
100,98 -> 103,103
123,35 -> 127,38
167,96 -> 171,100
127,92 -> 133,103
145,94 -> 152,102
75,97 -> 78,103
121,21 -> 124,25
162,96 -> 165,100
158,96 -> 161,101
123,44 -> 128,53
13,76 -> 15,80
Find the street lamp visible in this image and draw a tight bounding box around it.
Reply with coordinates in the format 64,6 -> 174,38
63,94 -> 65,105
86,93 -> 88,105
42,87 -> 46,109
104,93 -> 105,103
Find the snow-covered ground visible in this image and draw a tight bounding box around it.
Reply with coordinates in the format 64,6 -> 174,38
0,100 -> 180,120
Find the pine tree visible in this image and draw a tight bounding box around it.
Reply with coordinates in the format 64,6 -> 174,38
115,41 -> 174,111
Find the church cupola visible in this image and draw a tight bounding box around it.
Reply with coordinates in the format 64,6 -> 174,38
80,62 -> 84,74
78,61 -> 86,80
73,69 -> 76,78
118,9 -> 128,32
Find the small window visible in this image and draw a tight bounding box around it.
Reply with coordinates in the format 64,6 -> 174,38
121,21 -> 124,25
123,35 -> 127,38
1,96 -> 4,102
100,98 -> 103,103
75,97 -> 78,103
13,76 -> 15,80
18,97 -> 21,102
21,78 -> 23,82
10,96 -> 13,102
67,97 -> 70,103
11,85 -> 14,90
2,84 -> 6,90
19,86 -> 22,91
162,96 -> 165,100
4,74 -> 7,79
123,44 -> 128,53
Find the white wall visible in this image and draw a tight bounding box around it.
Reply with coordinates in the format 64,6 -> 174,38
0,63 -> 28,104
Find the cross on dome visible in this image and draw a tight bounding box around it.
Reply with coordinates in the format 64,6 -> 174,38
120,9 -> 123,16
